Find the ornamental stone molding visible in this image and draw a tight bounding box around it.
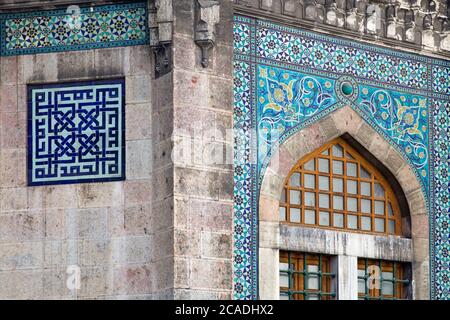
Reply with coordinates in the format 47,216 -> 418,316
195,0 -> 221,67
149,0 -> 173,77
234,0 -> 450,56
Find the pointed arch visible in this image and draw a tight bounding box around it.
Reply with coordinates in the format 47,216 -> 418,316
258,105 -> 429,300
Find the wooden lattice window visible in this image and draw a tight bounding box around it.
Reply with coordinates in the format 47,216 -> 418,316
279,137 -> 402,235
279,251 -> 336,300
358,258 -> 410,300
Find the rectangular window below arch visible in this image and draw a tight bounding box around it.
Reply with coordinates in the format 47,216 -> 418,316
279,251 -> 412,300
279,251 -> 336,300
357,258 -> 411,300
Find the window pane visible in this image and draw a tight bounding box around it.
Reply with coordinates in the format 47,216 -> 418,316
319,211 -> 330,226
318,158 -> 329,173
290,208 -> 301,223
388,202 -> 394,216
279,207 -> 286,221
304,159 -> 315,171
290,172 -> 301,187
358,269 -> 366,293
279,262 -> 289,271
347,197 -> 357,211
305,192 -> 315,207
319,176 -> 329,191
346,152 -> 354,159
375,201 -> 384,215
290,190 -> 301,205
333,213 -> 344,228
332,144 -> 344,157
347,180 -> 357,194
361,199 -> 371,213
388,220 -> 395,234
333,178 -> 343,192
374,183 -> 385,197
280,272 -> 289,288
307,265 -> 319,290
281,188 -> 286,202
333,195 -> 343,210
319,194 -> 329,208
304,174 -> 315,189
383,271 -> 393,280
332,160 -> 343,175
360,166 -> 371,179
305,210 -> 316,224
347,215 -> 358,229
347,162 -> 357,177
375,218 -> 385,232
382,272 -> 394,295
321,149 -> 329,156
360,182 -> 371,196
361,216 -> 371,231
358,279 -> 366,294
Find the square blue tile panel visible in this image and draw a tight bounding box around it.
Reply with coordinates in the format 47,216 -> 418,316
28,79 -> 125,185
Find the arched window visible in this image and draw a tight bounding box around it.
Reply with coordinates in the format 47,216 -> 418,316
259,110 -> 427,301
276,137 -> 412,300
279,137 -> 402,236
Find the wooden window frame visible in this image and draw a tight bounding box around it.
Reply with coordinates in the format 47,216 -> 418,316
357,258 -> 410,300
279,137 -> 403,236
279,251 -> 336,300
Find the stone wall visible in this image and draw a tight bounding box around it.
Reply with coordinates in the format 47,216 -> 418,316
0,0 -> 235,300
171,0 -> 234,299
0,45 -> 170,299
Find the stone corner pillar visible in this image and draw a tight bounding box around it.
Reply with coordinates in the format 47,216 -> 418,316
171,0 -> 235,300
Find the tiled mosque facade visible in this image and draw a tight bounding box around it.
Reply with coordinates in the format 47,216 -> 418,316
0,0 -> 448,300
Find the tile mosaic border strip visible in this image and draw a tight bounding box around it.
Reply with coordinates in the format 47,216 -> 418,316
0,1 -> 149,56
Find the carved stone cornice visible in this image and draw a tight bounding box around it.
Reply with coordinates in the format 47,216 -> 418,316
234,0 -> 450,57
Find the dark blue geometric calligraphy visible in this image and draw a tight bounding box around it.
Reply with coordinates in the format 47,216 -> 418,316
27,79 -> 125,186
